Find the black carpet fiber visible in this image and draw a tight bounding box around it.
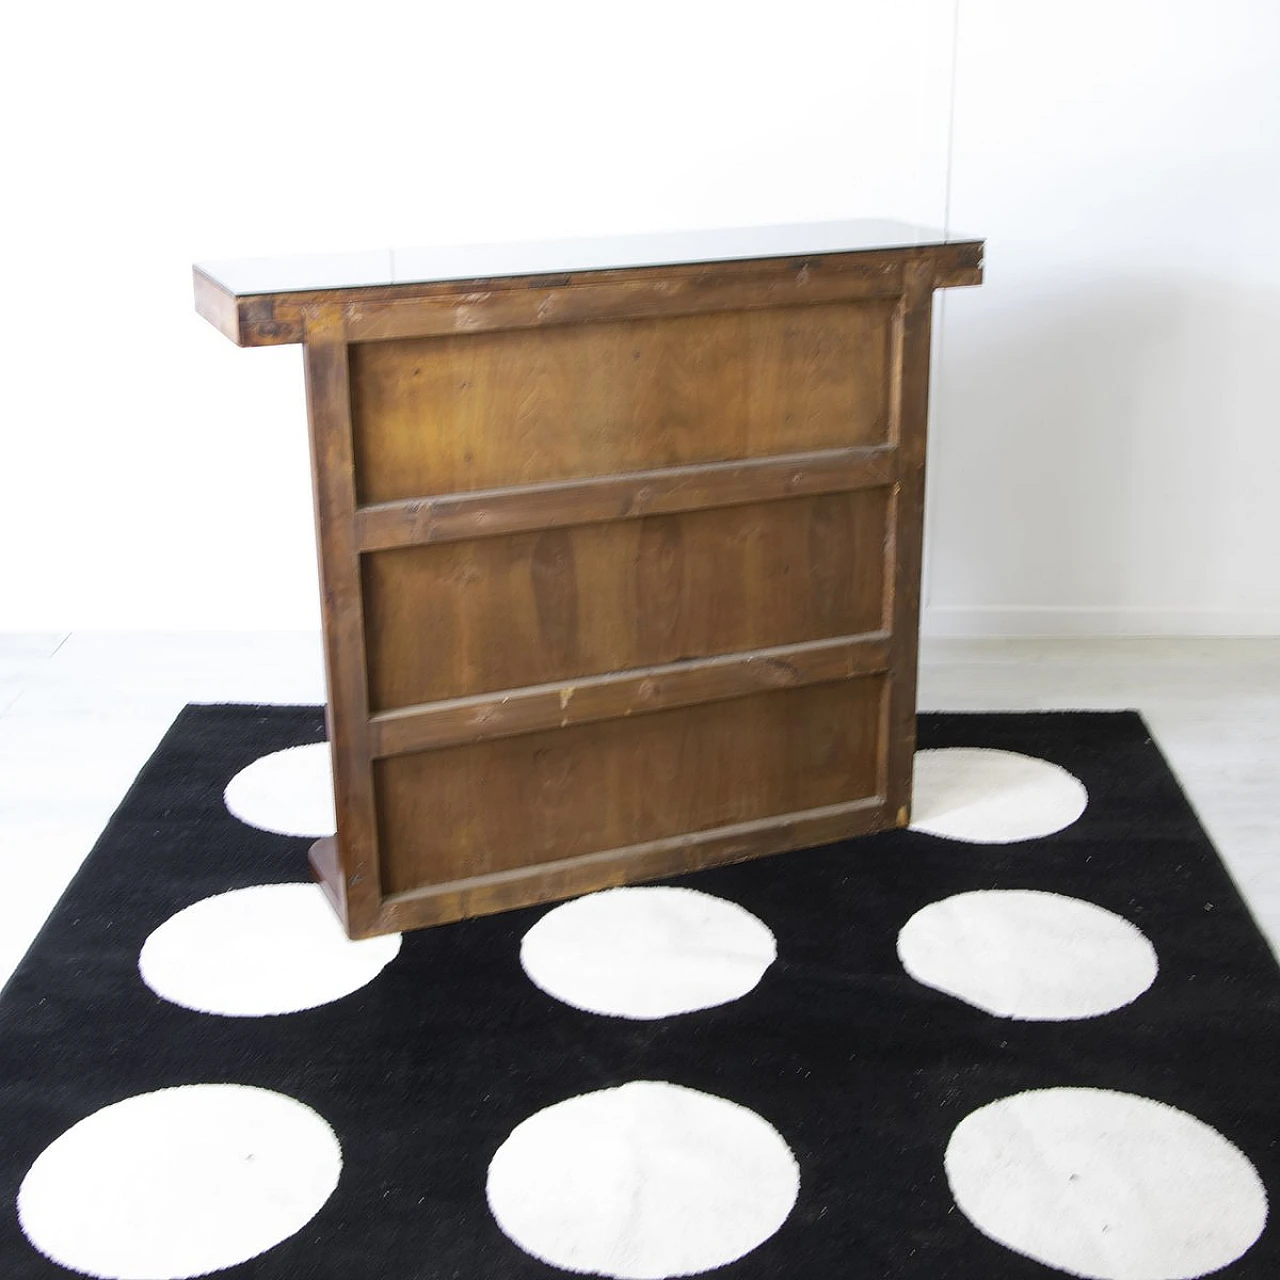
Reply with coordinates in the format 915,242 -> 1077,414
0,706 -> 1276,1279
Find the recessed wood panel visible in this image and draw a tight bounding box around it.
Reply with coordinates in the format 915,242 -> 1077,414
374,676 -> 883,894
349,300 -> 896,503
363,490 -> 889,710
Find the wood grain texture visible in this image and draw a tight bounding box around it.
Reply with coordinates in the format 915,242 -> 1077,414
368,633 -> 891,756
883,260 -> 935,825
196,231 -> 981,937
340,260 -> 902,342
373,677 -> 883,894
374,795 -> 892,933
350,300 -> 896,502
192,240 -> 983,347
363,489 -> 890,708
353,444 -> 896,551
300,310 -> 382,937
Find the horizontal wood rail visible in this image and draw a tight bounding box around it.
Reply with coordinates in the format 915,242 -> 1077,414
368,631 -> 891,758
339,261 -> 905,343
355,444 -> 898,552
373,793 -> 889,934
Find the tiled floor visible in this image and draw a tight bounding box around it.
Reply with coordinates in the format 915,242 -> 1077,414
1,632 -> 1275,985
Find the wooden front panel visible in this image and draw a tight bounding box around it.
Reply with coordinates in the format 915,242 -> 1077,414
350,300 -> 895,502
290,249 -> 973,938
362,490 -> 889,710
375,677 -> 884,894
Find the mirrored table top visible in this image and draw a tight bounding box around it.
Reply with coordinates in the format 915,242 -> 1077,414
195,218 -> 979,298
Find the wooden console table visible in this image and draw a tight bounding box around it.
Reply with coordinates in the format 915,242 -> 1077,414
194,220 -> 983,938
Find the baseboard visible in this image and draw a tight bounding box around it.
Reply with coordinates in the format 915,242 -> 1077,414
922,606 -> 1280,638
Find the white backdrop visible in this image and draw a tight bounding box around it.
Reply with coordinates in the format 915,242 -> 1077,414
1,0 -> 1276,635
929,0 -> 1280,634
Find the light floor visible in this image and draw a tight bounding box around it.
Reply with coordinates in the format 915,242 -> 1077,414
1,633 -> 1276,986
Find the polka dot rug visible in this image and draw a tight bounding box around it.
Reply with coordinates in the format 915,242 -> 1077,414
0,706 -> 1274,1279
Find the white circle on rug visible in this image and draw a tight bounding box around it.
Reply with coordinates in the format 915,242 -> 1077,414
897,889 -> 1158,1020
139,883 -> 402,1017
18,1083 -> 342,1280
224,742 -> 335,837
519,886 -> 777,1020
487,1080 -> 799,1279
911,747 -> 1088,843
946,1087 -> 1267,1280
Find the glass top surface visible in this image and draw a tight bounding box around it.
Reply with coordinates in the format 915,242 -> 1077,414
196,218 -> 977,297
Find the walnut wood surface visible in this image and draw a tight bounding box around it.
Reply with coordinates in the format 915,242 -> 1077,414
300,313 -> 383,930
193,240 -> 982,348
362,489 -> 889,708
377,794 -> 890,933
884,260 -> 936,826
367,633 -> 891,756
353,444 -> 896,551
374,677 -> 883,892
197,235 -> 982,937
349,301 -> 894,502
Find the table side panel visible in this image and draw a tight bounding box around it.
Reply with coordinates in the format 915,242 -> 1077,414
300,312 -> 383,934
883,261 -> 935,826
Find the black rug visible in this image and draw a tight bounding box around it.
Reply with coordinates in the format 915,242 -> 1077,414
0,706 -> 1275,1280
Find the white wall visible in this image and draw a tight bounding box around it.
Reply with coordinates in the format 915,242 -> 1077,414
927,0 -> 1280,635
1,0 -> 1276,635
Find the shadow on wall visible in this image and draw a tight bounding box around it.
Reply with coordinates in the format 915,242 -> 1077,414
928,274 -> 1280,622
